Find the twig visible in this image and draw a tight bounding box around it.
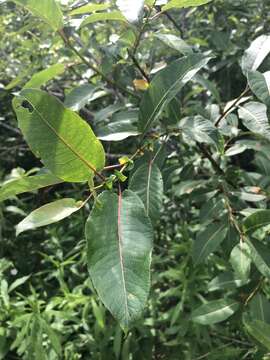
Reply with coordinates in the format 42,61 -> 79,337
196,142 -> 224,176
215,86 -> 250,127
244,277 -> 264,306
127,49 -> 150,82
58,30 -> 139,100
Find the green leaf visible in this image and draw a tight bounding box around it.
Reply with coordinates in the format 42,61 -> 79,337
64,84 -> 107,112
81,11 -> 126,27
0,171 -> 62,202
85,190 -> 153,330
247,238 -> 270,278
40,319 -> 62,357
16,198 -> 82,236
192,299 -> 239,325
97,110 -> 140,141
238,102 -> 270,140
129,161 -> 163,224
162,0 -> 212,11
230,243 -> 251,280
249,294 -> 270,324
180,115 -> 224,152
241,35 -> 270,75
192,220 -> 228,265
138,54 -> 212,134
23,64 -> 65,89
12,0 -> 63,31
155,33 -> 193,55
243,210 -> 270,234
208,272 -> 247,292
243,317 -> 270,351
13,89 -> 105,183
8,275 -> 31,293
70,3 -> 110,16
248,71 -> 270,107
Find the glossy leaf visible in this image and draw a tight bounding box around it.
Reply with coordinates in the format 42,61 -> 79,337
230,243 -> 251,280
138,54 -> 212,134
13,89 -> 105,183
23,64 -> 65,89
208,272 -> 247,292
116,0 -> 144,23
81,11 -> 126,27
155,33 -> 193,55
238,102 -> 270,140
247,238 -> 270,278
162,0 -> 212,11
12,0 -> 63,31
243,209 -> 270,234
70,4 -> 110,16
249,294 -> 270,324
243,317 -> 270,351
192,299 -> 239,325
129,161 -> 163,223
192,220 -> 228,265
16,198 -> 81,236
85,190 -> 153,330
241,35 -> 270,75
248,71 -> 270,107
0,171 -> 62,202
64,84 -> 107,112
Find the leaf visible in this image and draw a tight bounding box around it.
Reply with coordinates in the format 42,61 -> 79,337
208,272 -> 247,292
64,84 -> 107,112
138,54 -> 212,134
192,299 -> 239,325
70,3 -> 110,16
230,243 -> 251,280
129,161 -> 163,224
116,0 -> 144,23
23,64 -> 65,89
247,238 -> 270,278
248,71 -> 270,107
192,220 -> 228,265
243,317 -> 270,351
162,0 -> 213,11
97,110 -> 140,141
40,319 -> 62,357
16,198 -> 82,236
243,210 -> 270,234
12,0 -> 63,31
238,102 -> 270,140
180,115 -> 224,152
155,33 -> 193,55
13,89 -> 105,183
241,35 -> 270,75
85,190 -> 153,330
0,171 -> 62,202
81,11 -> 126,27
249,294 -> 270,324
8,275 -> 31,293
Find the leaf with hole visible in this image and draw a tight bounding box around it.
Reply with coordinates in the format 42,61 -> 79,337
13,89 -> 105,183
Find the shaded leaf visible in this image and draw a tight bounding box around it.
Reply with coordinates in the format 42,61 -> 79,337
249,294 -> 270,324
248,71 -> 270,107
243,317 -> 270,351
247,238 -> 270,278
85,190 -> 153,330
0,171 -> 62,202
192,299 -> 239,325
138,54 -> 212,134
129,161 -> 164,223
155,33 -> 193,55
243,209 -> 270,234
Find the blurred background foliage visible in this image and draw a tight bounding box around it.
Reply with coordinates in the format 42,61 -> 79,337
1,0 -> 270,359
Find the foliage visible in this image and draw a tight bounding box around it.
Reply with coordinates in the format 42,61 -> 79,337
1,0 -> 270,358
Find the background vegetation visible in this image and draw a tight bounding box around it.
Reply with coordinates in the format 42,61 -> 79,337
1,0 -> 270,359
